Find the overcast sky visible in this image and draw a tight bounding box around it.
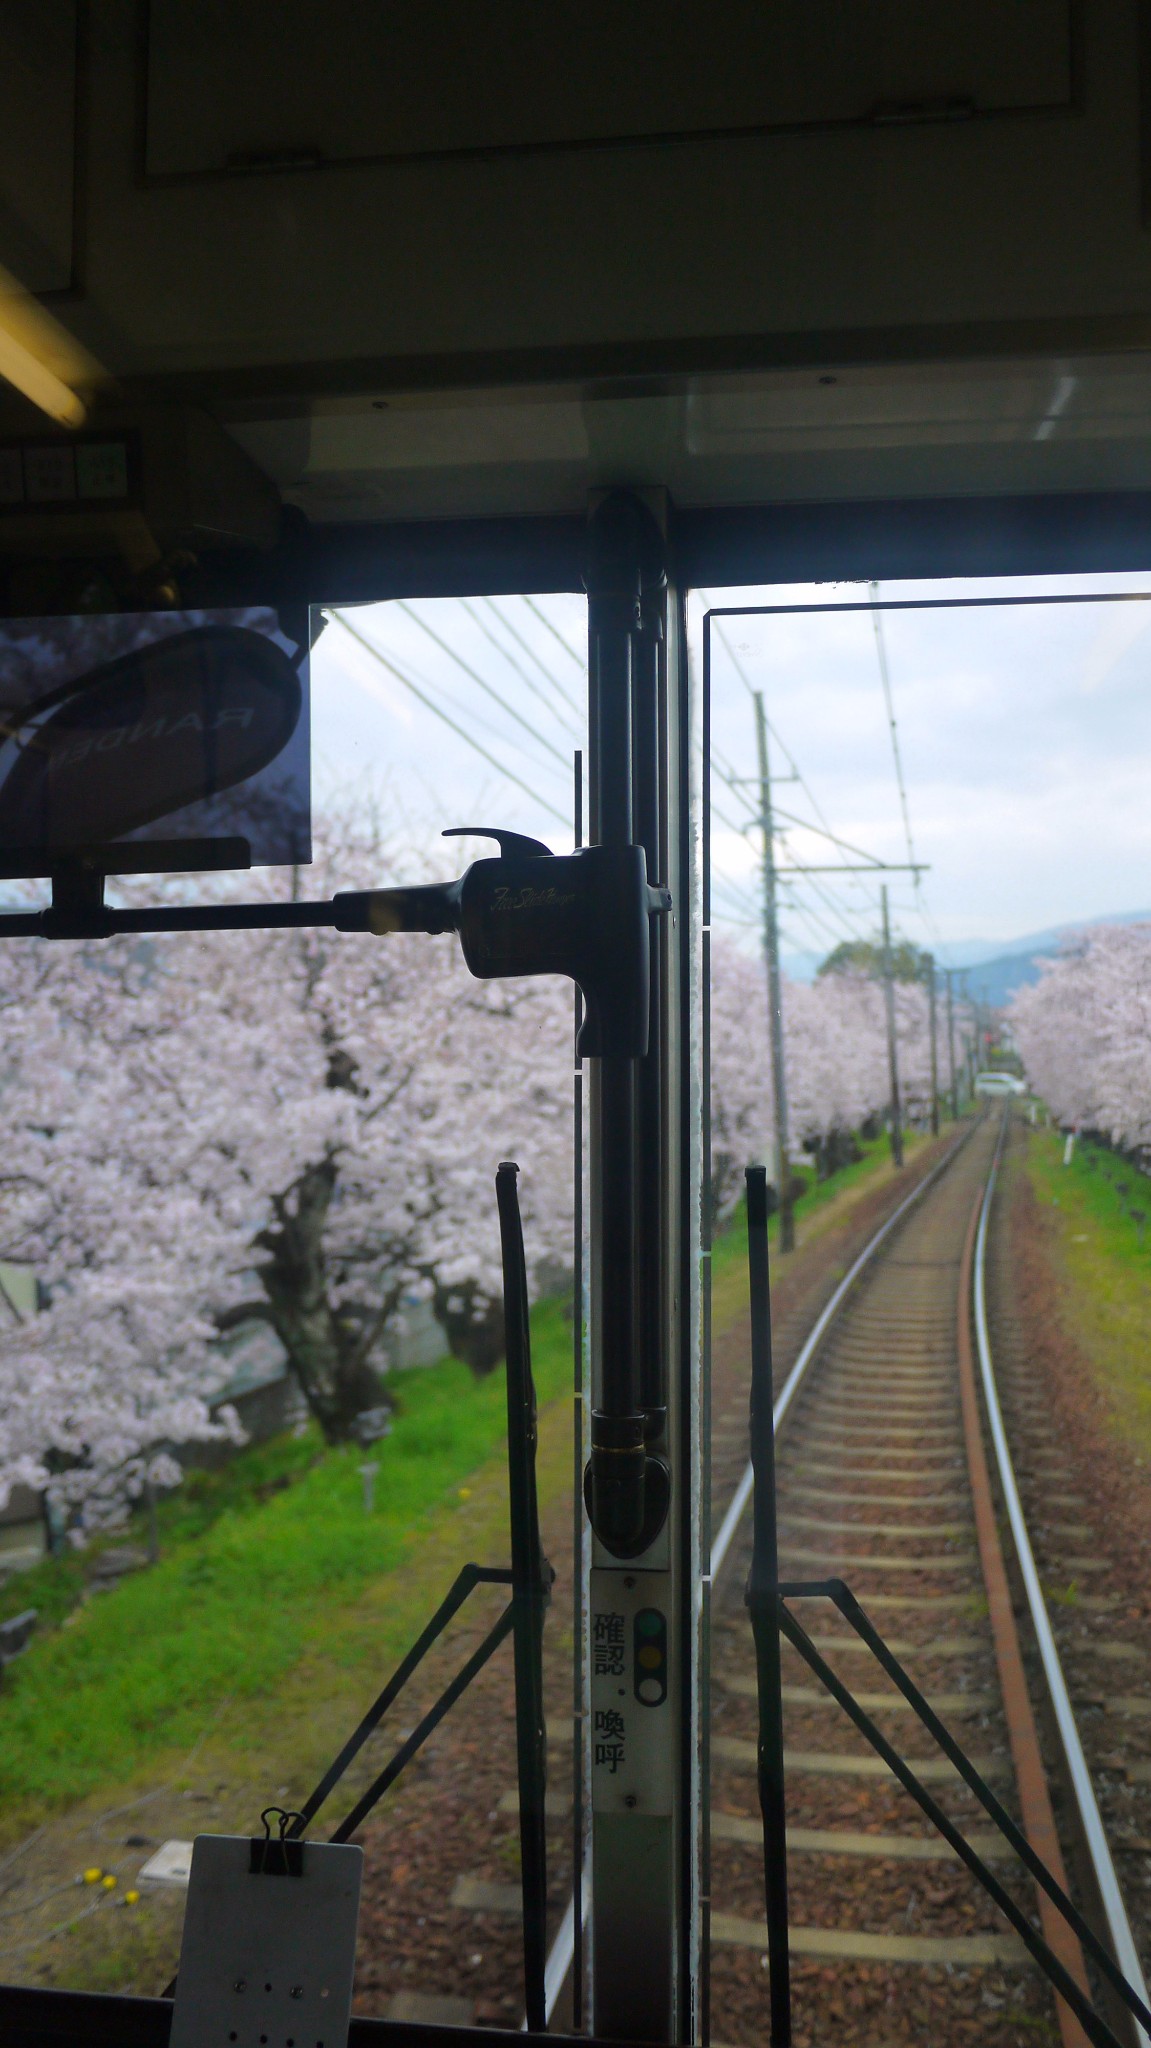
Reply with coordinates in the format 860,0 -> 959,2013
311,570 -> 1151,971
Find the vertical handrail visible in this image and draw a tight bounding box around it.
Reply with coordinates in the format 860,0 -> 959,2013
744,1165 -> 791,2046
571,749 -> 586,2030
496,1161 -> 551,2034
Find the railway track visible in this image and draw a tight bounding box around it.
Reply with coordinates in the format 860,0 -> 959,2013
708,1112 -> 1150,2048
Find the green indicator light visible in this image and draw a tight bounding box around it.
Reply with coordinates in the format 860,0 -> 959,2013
637,1609 -> 662,1635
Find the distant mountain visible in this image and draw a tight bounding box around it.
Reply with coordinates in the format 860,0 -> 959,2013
952,909 -> 1151,1007
783,907 -> 1151,1005
957,949 -> 1052,1008
934,908 -> 1151,974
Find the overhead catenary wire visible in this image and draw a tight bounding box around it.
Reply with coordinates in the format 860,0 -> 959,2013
713,597 -> 946,964
707,629 -> 882,949
326,611 -> 571,828
711,613 -> 843,844
867,583 -> 947,959
708,756 -> 873,945
397,600 -> 575,772
869,585 -> 918,878
712,754 -> 888,904
460,598 -> 583,739
520,594 -> 588,688
337,622 -> 567,768
483,597 -> 586,722
712,606 -> 935,956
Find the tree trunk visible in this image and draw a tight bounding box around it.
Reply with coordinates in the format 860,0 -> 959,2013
255,1161 -> 387,1442
433,1277 -> 505,1376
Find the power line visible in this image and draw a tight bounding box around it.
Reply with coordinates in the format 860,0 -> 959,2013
711,792 -> 762,843
868,585 -> 917,876
333,617 -> 566,768
397,600 -> 574,772
712,872 -> 767,924
776,864 -> 869,949
520,595 -> 588,685
711,600 -> 946,959
711,751 -> 889,872
457,598 -> 583,740
776,885 -> 849,950
326,611 -> 570,828
484,597 -> 586,723
709,733 -> 873,948
710,614 -> 842,845
867,585 -> 947,959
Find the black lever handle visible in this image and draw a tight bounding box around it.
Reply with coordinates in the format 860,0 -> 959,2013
442,827 -> 553,861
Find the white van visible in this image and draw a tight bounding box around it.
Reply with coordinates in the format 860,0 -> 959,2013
974,1071 -> 1027,1097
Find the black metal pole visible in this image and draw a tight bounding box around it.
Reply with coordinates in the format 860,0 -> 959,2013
290,1560 -> 512,1836
572,750 -> 585,2029
744,1166 -> 791,2047
496,1161 -> 551,2035
946,968 -> 958,1120
632,609 -> 666,1439
585,494 -> 646,1552
927,953 -> 940,1137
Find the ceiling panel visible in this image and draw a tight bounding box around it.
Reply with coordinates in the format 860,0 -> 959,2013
145,0 -> 1071,179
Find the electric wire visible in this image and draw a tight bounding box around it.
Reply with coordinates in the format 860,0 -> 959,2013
520,594 -> 588,684
707,628 -> 883,947
710,757 -> 879,941
396,600 -> 575,772
868,584 -> 917,878
347,630 -> 564,769
710,773 -> 871,962
711,876 -> 767,927
326,612 -> 570,828
711,751 -> 887,873
331,602 -> 569,772
867,583 -> 947,960
711,602 -> 938,962
483,597 -> 586,722
780,892 -> 855,955
460,598 -> 583,739
708,753 -> 870,930
710,614 -> 843,843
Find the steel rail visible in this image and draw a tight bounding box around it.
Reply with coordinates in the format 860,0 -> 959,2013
540,1124 -> 972,2024
711,1125 -> 972,1580
974,1114 -> 1151,2048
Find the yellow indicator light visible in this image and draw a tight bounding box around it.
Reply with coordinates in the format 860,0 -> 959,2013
0,261 -> 105,428
638,1645 -> 661,1669
0,324 -> 85,427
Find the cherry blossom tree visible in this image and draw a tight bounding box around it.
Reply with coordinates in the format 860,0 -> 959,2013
0,813 -> 574,1529
709,937 -> 934,1223
0,837 -> 938,1532
1011,923 -> 1151,1158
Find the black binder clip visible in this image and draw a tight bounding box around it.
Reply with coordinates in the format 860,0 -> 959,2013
249,1806 -> 305,1876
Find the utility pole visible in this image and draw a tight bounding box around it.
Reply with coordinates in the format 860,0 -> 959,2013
754,691 -> 794,1252
945,967 -> 958,1119
961,973 -> 976,1098
880,885 -> 904,1168
926,952 -> 940,1136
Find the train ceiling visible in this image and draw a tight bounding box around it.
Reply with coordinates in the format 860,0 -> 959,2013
3,1 -> 1151,525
